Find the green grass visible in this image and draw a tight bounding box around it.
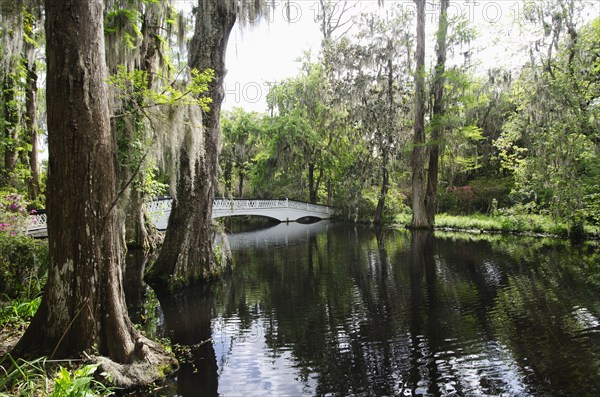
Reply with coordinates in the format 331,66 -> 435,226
0,355 -> 49,396
0,355 -> 115,397
0,296 -> 41,329
394,212 -> 600,239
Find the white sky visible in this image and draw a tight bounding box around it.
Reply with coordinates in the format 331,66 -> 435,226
220,0 -> 599,112
223,1 -> 325,112
41,1 -> 600,116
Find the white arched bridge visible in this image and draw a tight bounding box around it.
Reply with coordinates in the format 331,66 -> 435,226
26,198 -> 335,238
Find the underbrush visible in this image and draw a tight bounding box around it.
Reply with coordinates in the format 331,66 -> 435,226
0,296 -> 41,330
0,355 -> 115,396
0,234 -> 48,299
0,233 -> 48,332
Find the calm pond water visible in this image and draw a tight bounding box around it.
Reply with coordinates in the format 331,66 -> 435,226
128,221 -> 600,396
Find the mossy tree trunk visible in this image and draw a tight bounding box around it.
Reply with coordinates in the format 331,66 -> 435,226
125,2 -> 165,252
410,0 -> 430,229
107,2 -> 167,252
25,62 -> 40,201
148,1 -> 236,287
1,73 -> 20,188
425,0 -> 449,227
0,0 -> 22,188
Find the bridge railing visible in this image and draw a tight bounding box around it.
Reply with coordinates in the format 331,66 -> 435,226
27,198 -> 335,235
144,199 -> 172,214
28,213 -> 48,230
213,199 -> 286,210
212,198 -> 334,215
287,200 -> 336,215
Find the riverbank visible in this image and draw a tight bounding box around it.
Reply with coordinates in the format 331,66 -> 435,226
0,313 -> 176,396
394,212 -> 600,239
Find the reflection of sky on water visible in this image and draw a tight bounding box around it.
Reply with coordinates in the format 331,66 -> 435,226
432,339 -> 530,396
226,220 -> 332,250
482,260 -> 504,288
212,317 -> 317,396
210,302 -> 533,396
571,306 -> 600,330
211,321 -> 532,396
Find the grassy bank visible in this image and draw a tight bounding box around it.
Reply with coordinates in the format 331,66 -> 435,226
0,354 -> 116,396
394,212 -> 600,239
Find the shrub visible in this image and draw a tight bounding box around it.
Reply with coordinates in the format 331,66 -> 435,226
52,364 -> 115,396
438,177 -> 514,215
0,234 -> 48,299
439,185 -> 477,214
0,296 -> 41,328
0,356 -> 114,397
0,193 -> 30,237
346,186 -> 408,223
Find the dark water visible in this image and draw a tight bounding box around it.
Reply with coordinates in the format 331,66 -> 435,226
130,222 -> 600,396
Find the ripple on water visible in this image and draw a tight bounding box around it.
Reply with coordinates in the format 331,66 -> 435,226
213,317 -> 317,396
432,338 -> 533,396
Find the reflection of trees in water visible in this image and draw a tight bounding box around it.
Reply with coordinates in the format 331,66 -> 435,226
217,226 -> 416,394
490,254 -> 600,395
153,285 -> 218,397
124,249 -> 148,325
217,225 -> 600,396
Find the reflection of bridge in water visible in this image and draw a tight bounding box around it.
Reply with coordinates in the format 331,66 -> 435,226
223,220 -> 333,251
26,198 -> 335,238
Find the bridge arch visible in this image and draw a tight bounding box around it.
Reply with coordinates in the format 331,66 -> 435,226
210,199 -> 334,223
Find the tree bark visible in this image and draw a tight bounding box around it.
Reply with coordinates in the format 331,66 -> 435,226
25,63 -> 40,201
0,1 -> 22,188
124,187 -> 153,250
149,1 -> 236,287
425,0 -> 449,226
1,74 -> 19,188
374,153 -> 389,225
308,162 -> 318,204
410,0 -> 430,229
238,170 -> 244,197
224,160 -> 233,195
14,0 -> 141,363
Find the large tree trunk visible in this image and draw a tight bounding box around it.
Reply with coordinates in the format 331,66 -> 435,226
425,0 -> 449,226
25,62 -> 40,201
410,0 -> 430,229
0,1 -> 22,188
1,74 -> 19,187
308,162 -> 318,203
374,153 -> 389,225
149,1 -> 236,288
124,187 -> 155,250
238,170 -> 244,197
14,0 -> 149,364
